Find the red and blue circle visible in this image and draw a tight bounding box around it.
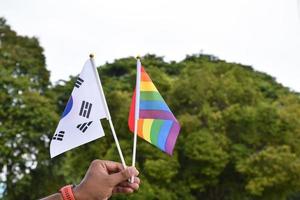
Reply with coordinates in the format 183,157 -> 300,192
61,95 -> 73,119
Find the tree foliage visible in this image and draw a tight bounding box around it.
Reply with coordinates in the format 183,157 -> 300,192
1,18 -> 300,199
0,18 -> 61,199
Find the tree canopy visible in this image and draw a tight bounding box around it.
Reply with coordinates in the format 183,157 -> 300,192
1,18 -> 300,199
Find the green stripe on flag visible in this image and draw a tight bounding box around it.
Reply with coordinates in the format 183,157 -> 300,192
140,91 -> 163,101
150,120 -> 164,145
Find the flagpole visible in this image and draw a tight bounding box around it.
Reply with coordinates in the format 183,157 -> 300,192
89,54 -> 127,169
131,57 -> 141,183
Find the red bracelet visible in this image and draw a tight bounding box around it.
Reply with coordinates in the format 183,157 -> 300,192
59,185 -> 76,200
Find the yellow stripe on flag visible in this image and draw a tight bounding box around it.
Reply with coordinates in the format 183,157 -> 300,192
142,119 -> 153,142
140,81 -> 157,91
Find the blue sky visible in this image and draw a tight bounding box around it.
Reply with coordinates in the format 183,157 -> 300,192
1,0 -> 300,91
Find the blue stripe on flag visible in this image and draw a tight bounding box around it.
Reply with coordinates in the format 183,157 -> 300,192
157,120 -> 173,151
140,100 -> 170,111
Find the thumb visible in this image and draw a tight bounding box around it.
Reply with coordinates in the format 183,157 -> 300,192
109,167 -> 139,186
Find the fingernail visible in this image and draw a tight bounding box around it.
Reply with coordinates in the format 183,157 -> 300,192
128,167 -> 138,176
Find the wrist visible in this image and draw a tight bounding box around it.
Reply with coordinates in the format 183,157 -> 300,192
73,184 -> 87,200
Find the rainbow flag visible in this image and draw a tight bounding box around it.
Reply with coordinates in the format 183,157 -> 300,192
128,66 -> 180,155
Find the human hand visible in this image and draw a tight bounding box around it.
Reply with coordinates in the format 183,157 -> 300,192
73,160 -> 140,200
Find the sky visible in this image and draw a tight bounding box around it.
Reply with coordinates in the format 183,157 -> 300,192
1,0 -> 300,92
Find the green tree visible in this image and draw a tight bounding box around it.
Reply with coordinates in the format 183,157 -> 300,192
0,18 -> 60,199
170,56 -> 300,199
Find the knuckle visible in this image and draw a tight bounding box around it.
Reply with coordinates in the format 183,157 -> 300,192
90,159 -> 101,167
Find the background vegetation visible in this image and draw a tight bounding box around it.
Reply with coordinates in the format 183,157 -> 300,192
1,18 -> 300,200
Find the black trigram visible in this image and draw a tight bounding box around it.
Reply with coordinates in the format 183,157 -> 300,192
52,131 -> 65,141
79,101 -> 92,118
77,121 -> 93,133
75,77 -> 84,88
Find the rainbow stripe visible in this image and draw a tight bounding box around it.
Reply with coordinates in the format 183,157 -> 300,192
129,67 -> 180,155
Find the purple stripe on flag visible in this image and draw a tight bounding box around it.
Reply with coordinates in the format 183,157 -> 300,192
139,110 -> 175,120
165,121 -> 181,155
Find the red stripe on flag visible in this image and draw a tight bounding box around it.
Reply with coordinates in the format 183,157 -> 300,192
128,90 -> 136,133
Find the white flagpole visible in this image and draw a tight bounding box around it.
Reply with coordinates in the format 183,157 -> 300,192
131,57 -> 141,183
89,54 -> 127,169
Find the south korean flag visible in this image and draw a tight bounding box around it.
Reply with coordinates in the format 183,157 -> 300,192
50,59 -> 108,158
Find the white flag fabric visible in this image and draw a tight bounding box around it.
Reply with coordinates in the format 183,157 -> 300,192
50,59 -> 108,158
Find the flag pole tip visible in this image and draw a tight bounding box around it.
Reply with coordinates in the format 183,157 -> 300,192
89,54 -> 94,58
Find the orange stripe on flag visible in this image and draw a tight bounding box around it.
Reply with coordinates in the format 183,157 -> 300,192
141,72 -> 151,82
137,120 -> 144,138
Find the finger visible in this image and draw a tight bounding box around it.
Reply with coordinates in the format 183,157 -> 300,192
133,176 -> 140,184
117,182 -> 139,190
112,186 -> 134,194
102,160 -> 124,174
109,167 -> 139,185
118,177 -> 140,186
